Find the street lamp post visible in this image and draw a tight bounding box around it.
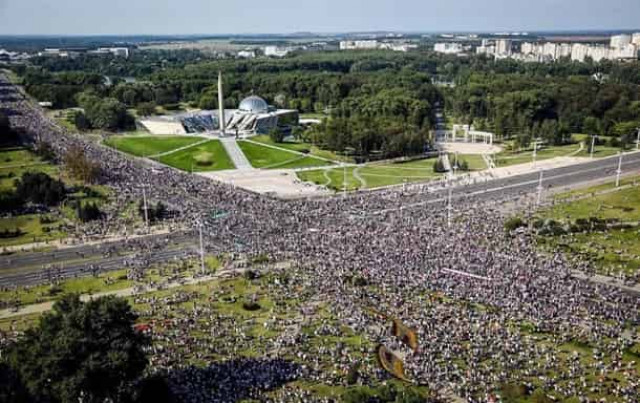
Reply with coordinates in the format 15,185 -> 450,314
343,165 -> 347,198
142,184 -> 149,232
536,170 -> 544,208
446,187 -> 453,229
198,222 -> 205,275
590,135 -> 596,159
636,128 -> 640,151
615,152 -> 623,188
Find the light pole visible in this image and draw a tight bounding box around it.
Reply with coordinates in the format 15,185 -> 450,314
615,152 -> 623,188
198,222 -> 205,275
532,139 -> 538,166
446,186 -> 453,229
453,152 -> 459,179
636,128 -> 639,151
343,165 -> 347,198
142,184 -> 149,232
536,170 -> 544,208
590,135 -> 596,159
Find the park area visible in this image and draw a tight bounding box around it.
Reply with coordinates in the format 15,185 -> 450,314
1,253 -> 638,402
0,256 -> 433,402
237,140 -> 334,169
0,144 -> 141,249
492,136 -> 622,167
296,155 -> 486,191
105,135 -> 235,172
103,133 -> 632,195
535,175 -> 640,276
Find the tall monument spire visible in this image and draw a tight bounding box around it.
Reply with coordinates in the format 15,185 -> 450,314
218,71 -> 226,135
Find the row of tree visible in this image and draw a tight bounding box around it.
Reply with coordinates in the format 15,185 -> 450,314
447,72 -> 640,148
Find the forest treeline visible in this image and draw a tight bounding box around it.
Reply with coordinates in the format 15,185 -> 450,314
11,50 -> 640,155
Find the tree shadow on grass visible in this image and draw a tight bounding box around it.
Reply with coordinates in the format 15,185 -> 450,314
159,358 -> 304,402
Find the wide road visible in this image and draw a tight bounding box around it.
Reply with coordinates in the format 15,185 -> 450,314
2,151 -> 639,286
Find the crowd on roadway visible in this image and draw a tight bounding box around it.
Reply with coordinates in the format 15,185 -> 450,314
1,74 -> 639,402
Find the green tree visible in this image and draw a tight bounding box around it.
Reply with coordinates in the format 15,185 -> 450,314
6,294 -> 150,403
198,93 -> 217,110
64,145 -> 101,183
137,102 -> 157,117
268,127 -> 285,143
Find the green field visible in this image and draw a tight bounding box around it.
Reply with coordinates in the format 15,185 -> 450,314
250,135 -> 351,162
238,140 -> 332,169
0,147 -> 59,191
494,138 -> 624,168
0,146 -> 119,248
104,135 -> 204,157
156,140 -> 235,172
538,177 -> 640,275
0,214 -> 66,247
494,143 -> 583,167
297,158 -> 444,191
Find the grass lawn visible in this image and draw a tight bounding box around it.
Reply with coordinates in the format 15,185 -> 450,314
0,146 -> 118,248
0,147 -> 59,191
104,135 -> 204,157
454,154 -> 488,170
297,159 -> 443,191
156,140 -> 235,172
554,176 -> 640,201
539,179 -> 640,275
298,167 -> 361,191
0,269 -> 133,306
495,143 -> 582,167
544,184 -> 640,222
250,135 -> 350,162
0,147 -> 45,167
0,214 -> 66,247
273,156 -> 334,170
238,140 -> 330,169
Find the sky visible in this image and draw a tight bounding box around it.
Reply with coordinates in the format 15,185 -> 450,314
0,0 -> 639,35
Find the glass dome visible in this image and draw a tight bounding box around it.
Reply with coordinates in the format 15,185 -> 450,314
238,96 -> 269,114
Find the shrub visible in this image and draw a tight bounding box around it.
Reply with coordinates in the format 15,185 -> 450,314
242,300 -> 261,311
504,216 -> 526,232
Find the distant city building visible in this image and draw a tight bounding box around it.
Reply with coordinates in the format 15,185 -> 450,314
340,40 -> 380,50
237,50 -> 256,58
476,33 -> 640,62
339,40 -> 417,52
264,46 -> 297,57
434,43 -> 464,54
496,39 -> 513,56
610,34 -> 632,49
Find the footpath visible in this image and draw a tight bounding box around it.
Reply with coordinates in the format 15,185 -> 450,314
220,137 -> 253,171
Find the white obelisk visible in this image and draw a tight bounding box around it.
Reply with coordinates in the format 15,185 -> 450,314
218,71 -> 226,136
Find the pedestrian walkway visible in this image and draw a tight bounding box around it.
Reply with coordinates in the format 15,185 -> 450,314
219,137 -> 253,170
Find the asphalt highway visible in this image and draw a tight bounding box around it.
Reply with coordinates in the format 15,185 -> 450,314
2,146 -> 639,287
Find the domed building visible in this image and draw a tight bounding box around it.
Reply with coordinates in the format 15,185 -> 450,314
139,74 -> 298,135
238,96 -> 269,114
223,95 -> 298,134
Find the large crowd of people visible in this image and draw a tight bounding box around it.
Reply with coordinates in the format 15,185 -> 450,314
1,73 -> 639,402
